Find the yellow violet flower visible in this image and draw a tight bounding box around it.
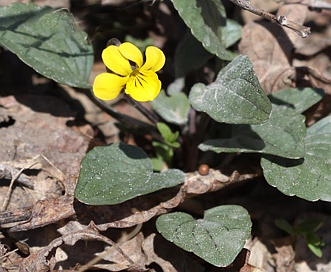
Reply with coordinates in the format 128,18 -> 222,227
93,42 -> 166,102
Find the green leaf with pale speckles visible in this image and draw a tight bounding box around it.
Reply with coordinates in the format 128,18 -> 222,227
172,0 -> 241,60
151,90 -> 190,125
189,55 -> 272,124
75,143 -> 185,205
0,3 -> 93,88
268,87 -> 324,113
156,205 -> 252,267
199,104 -> 306,159
262,116 -> 331,202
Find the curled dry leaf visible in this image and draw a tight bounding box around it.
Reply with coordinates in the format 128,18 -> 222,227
0,209 -> 32,227
8,195 -> 75,232
294,46 -> 331,95
73,167 -> 259,231
73,187 -> 185,231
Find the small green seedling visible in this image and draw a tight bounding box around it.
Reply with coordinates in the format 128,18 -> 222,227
151,122 -> 180,171
275,218 -> 325,257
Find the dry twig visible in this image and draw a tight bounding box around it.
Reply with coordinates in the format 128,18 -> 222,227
227,0 -> 311,37
1,160 -> 41,212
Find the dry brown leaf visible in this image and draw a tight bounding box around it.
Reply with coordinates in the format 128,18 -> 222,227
73,187 -> 184,231
239,20 -> 294,93
239,4 -> 309,93
8,195 -> 75,232
3,166 -> 257,232
53,221 -> 147,271
0,95 -> 90,230
72,168 -> 258,231
18,224 -> 122,271
241,0 -> 281,23
271,236 -> 296,272
93,232 -> 147,271
239,2 -> 331,101
0,96 -> 258,239
0,95 -> 90,191
246,239 -> 272,271
295,33 -> 331,56
0,163 -> 34,189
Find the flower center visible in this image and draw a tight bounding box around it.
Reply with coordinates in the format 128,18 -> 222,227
131,69 -> 140,77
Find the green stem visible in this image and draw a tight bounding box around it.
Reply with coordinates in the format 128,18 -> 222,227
124,93 -> 159,124
84,89 -> 164,142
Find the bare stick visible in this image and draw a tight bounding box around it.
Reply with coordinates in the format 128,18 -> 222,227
77,230 -> 136,272
227,0 -> 311,37
1,161 -> 39,212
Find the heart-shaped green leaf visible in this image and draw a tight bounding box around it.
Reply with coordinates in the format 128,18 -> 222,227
156,205 -> 252,267
75,143 -> 185,205
189,55 -> 271,125
199,104 -> 306,158
172,0 -> 240,60
0,3 -> 93,88
269,88 -> 324,113
151,90 -> 190,125
262,116 -> 331,201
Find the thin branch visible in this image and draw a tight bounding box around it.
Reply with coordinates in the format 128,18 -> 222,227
227,0 -> 311,38
1,161 -> 39,212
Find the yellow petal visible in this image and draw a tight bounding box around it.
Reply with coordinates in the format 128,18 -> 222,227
125,70 -> 161,102
93,73 -> 129,100
141,46 -> 165,72
102,46 -> 132,76
119,42 -> 143,68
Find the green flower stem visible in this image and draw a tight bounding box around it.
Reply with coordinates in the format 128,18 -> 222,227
124,93 -> 159,124
86,89 -> 164,142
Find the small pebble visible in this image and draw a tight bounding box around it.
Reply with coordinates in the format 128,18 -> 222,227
198,164 -> 209,176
